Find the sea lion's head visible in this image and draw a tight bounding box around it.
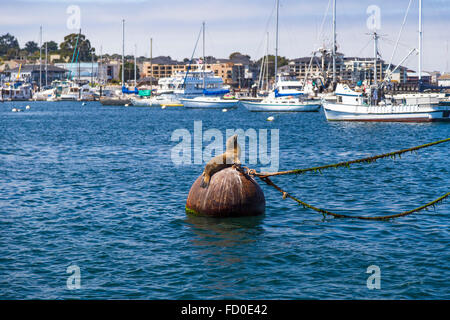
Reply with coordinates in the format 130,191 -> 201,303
226,134 -> 239,151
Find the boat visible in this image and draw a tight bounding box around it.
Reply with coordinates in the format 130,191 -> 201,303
157,69 -> 226,98
33,87 -> 57,101
322,83 -> 450,122
241,0 -> 320,112
1,82 -> 33,101
323,0 -> 450,122
179,22 -> 236,109
131,94 -> 180,107
241,94 -> 320,112
100,20 -> 137,106
181,96 -> 238,109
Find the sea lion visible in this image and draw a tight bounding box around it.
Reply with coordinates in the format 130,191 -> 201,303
200,134 -> 241,188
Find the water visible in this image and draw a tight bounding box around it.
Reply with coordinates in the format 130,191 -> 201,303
0,101 -> 448,299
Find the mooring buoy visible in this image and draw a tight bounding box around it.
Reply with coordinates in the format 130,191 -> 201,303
186,167 -> 265,217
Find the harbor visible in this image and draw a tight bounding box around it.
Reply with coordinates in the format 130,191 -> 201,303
0,0 -> 449,303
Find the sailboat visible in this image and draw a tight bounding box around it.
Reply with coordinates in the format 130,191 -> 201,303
101,20 -> 132,106
180,22 -> 239,109
322,0 -> 450,122
240,0 -> 321,112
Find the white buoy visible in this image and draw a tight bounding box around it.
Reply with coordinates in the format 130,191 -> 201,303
222,108 -> 227,112
267,116 -> 275,121
12,108 -> 17,112
161,105 -> 166,109
82,102 -> 86,106
125,104 -> 129,107
26,105 -> 30,110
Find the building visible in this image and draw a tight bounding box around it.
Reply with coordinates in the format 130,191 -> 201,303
141,56 -> 254,88
437,73 -> 450,87
141,56 -> 188,79
8,64 -> 68,85
406,71 -> 431,84
286,53 -> 407,85
55,62 -> 99,82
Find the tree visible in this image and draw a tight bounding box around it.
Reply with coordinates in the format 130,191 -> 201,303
6,48 -> 19,60
256,55 -> 288,78
59,33 -> 93,62
119,61 -> 140,83
229,52 -> 251,62
43,41 -> 58,53
0,33 -> 20,56
24,41 -> 39,54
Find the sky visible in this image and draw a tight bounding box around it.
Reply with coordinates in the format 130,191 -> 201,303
0,0 -> 449,72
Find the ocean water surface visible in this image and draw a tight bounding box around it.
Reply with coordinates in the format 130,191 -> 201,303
0,101 -> 448,299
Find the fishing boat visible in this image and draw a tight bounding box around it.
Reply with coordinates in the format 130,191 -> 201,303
1,82 -> 33,101
323,0 -> 450,122
322,83 -> 449,122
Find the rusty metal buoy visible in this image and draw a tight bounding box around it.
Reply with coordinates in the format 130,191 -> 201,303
186,167 -> 265,217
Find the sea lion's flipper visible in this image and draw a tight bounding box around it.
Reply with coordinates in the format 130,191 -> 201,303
200,174 -> 210,188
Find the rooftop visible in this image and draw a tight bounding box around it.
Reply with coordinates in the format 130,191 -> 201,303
9,64 -> 67,73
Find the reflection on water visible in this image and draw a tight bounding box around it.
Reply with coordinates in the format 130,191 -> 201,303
185,214 -> 265,248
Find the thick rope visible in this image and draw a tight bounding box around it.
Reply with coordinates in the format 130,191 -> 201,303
240,137 -> 450,220
255,137 -> 450,178
259,176 -> 449,220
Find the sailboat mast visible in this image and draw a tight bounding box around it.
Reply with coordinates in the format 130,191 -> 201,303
134,44 -> 137,88
122,19 -> 125,88
45,42 -> 48,86
332,0 -> 336,83
100,45 -> 103,84
266,32 -> 269,91
150,37 -> 153,91
373,32 -> 378,85
39,26 -> 42,90
202,21 -> 206,90
275,0 -> 279,83
418,0 -> 422,81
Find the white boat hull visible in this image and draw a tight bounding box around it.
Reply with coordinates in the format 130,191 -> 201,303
323,101 -> 450,122
241,100 -> 320,112
131,96 -> 180,107
181,98 -> 239,109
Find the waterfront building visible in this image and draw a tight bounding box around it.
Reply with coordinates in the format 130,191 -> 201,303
437,73 -> 450,87
142,56 -> 256,88
8,64 -> 68,84
287,53 -> 408,84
